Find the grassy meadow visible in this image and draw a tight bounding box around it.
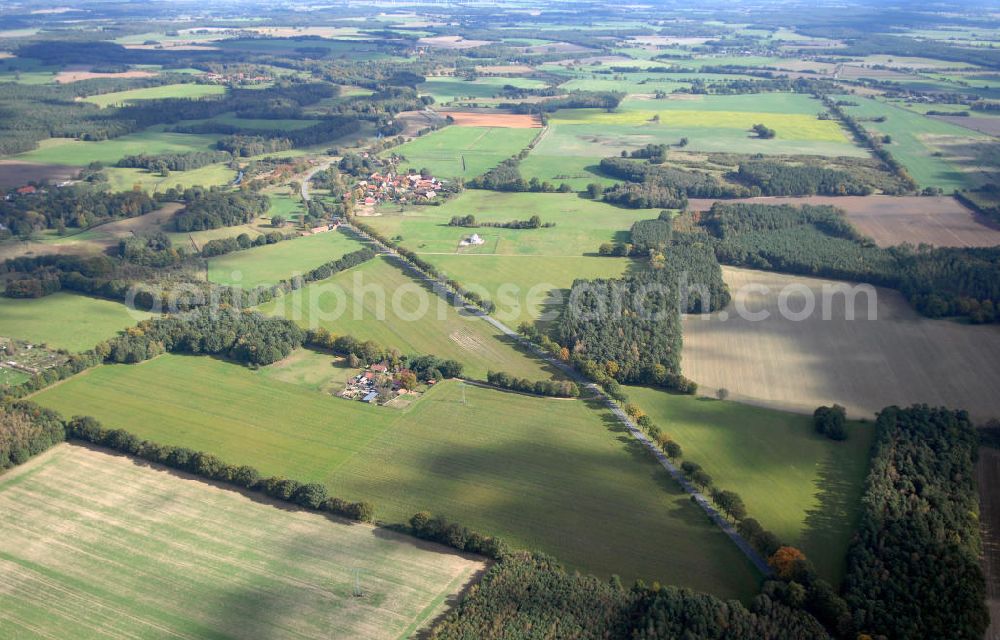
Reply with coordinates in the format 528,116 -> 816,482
418,76 -> 547,104
0,293 -> 151,352
626,386 -> 874,585
81,83 -> 226,108
12,130 -> 222,166
256,256 -> 559,381
385,126 -> 540,179
33,355 -> 761,598
207,230 -> 366,288
0,444 -> 485,640
836,95 -> 994,191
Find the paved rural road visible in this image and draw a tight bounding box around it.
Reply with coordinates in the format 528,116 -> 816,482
300,159 -> 336,202
344,222 -> 774,577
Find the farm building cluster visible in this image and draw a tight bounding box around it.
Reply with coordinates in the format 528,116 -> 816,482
340,362 -> 421,405
356,171 -> 444,206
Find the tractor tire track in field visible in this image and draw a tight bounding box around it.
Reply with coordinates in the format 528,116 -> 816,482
344,221 -> 774,578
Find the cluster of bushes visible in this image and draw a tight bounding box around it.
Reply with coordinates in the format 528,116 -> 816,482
598,156 -> 752,209
751,123 -> 776,139
409,511 -> 509,560
118,231 -> 184,268
486,371 -> 580,397
199,231 -> 294,257
117,150 -> 232,173
104,306 -> 304,366
735,160 -> 875,196
843,405 -> 988,639
0,183 -> 157,236
216,134 -> 294,157
172,189 -> 270,232
813,405 -> 847,440
0,402 -> 65,471
448,214 -> 552,229
466,156 -> 571,193
64,415 -> 374,523
430,551 -> 832,640
305,328 -> 464,380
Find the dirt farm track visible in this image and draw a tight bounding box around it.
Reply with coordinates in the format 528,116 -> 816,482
682,267 -> 1000,422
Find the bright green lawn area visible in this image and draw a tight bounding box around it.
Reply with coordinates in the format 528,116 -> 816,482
103,163 -> 235,193
208,230 -> 366,288
257,256 -> 559,381
836,95 -> 992,190
386,126 -> 540,179
12,130 -> 222,166
0,293 -> 152,352
266,192 -> 306,220
365,190 -> 657,257
626,386 -> 874,586
81,83 -> 226,108
33,355 -> 760,598
418,76 -> 547,104
518,147 -> 617,190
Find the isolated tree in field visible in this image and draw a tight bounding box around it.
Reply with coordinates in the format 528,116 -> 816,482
751,123 -> 776,139
716,388 -> 729,401
813,404 -> 848,440
678,137 -> 689,147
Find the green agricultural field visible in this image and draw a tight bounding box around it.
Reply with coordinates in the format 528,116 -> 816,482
81,83 -> 226,108
625,386 -> 874,585
517,144 -> 617,189
0,444 -> 485,640
208,230 -> 366,288
103,162 -> 235,193
34,355 -> 760,598
365,190 -> 657,257
559,76 -> 690,94
418,76 -> 547,104
257,256 -> 559,381
385,126 -> 540,179
266,192 -> 307,221
12,130 -> 222,166
0,293 -> 152,352
836,95 -> 994,191
424,254 -> 637,326
540,93 -> 865,159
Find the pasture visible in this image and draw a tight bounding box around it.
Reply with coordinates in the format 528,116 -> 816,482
103,162 -> 235,193
385,126 -> 539,179
681,267 -> 1000,423
365,190 -> 658,257
542,93 -> 866,158
0,293 -> 151,352
33,356 -> 760,598
625,386 -> 873,585
257,256 -> 559,381
80,83 -> 226,108
423,254 -> 636,326
12,130 -> 222,166
208,230 -> 366,288
836,95 -> 994,191
418,76 -> 547,104
685,195 -> 1000,248
0,444 -> 485,640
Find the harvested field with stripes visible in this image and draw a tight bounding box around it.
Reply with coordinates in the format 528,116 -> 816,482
0,444 -> 485,640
